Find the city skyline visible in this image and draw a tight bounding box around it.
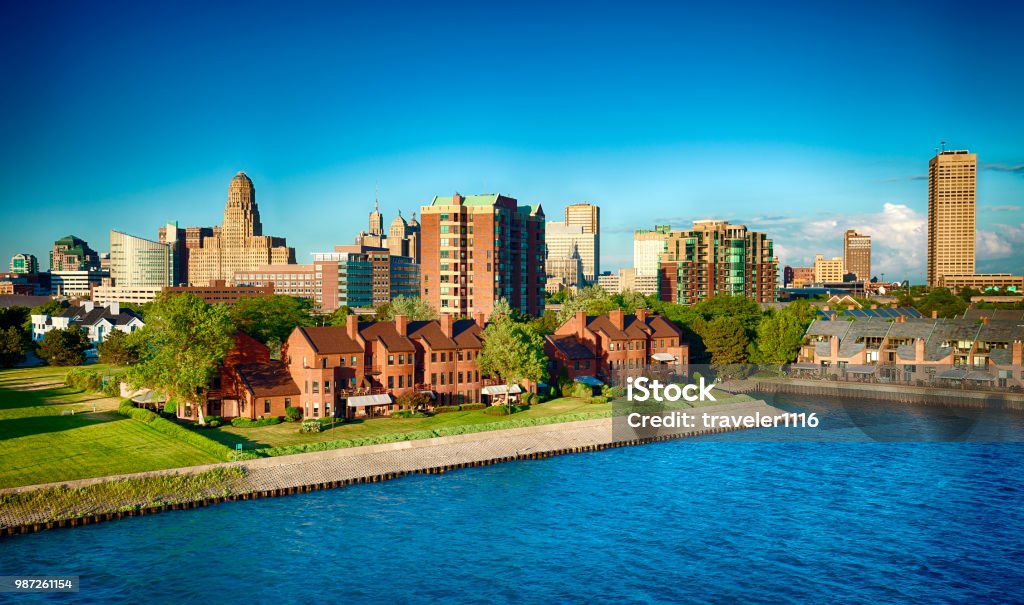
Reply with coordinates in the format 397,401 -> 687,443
2,2 -> 1023,282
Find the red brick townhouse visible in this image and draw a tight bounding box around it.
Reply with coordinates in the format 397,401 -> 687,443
178,331 -> 300,422
407,313 -> 486,407
545,308 -> 688,385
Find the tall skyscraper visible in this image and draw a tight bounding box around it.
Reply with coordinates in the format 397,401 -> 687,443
187,172 -> 295,285
814,254 -> 845,283
546,222 -> 596,283
110,230 -> 175,287
369,195 -> 384,236
420,193 -> 546,317
843,229 -> 871,281
564,203 -> 600,277
927,149 -> 976,287
659,220 -> 777,304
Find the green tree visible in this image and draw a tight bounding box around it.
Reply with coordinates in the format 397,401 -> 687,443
694,295 -> 763,335
698,316 -> 749,365
379,296 -> 438,321
613,289 -> 649,314
97,328 -> 142,366
0,326 -> 25,368
127,292 -> 235,425
750,311 -> 806,364
230,295 -> 313,343
556,285 -> 614,323
489,298 -> 514,321
37,327 -> 91,366
478,316 -> 547,410
528,310 -> 560,336
914,288 -> 967,319
0,306 -> 29,331
327,306 -> 352,327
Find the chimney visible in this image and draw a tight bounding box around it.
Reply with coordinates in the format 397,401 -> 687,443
576,309 -> 587,340
474,311 -> 486,328
346,314 -> 359,341
915,337 -> 925,361
890,303 -> 897,309
395,314 -> 408,336
107,301 -> 120,316
822,305 -> 830,312
610,309 -> 624,330
870,304 -> 878,310
830,335 -> 839,359
931,310 -> 938,319
440,313 -> 453,338
636,308 -> 649,322
82,301 -> 94,313
1012,341 -> 1022,366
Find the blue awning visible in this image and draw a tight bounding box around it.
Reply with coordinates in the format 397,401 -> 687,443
574,376 -> 604,387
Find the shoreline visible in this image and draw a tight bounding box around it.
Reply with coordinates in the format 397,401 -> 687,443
0,400 -> 783,537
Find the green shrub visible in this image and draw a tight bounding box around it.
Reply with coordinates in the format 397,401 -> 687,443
230,416 -> 282,427
484,405 -> 510,416
589,395 -> 609,405
284,406 -> 302,422
433,405 -> 461,414
101,379 -> 121,397
300,419 -> 322,433
163,400 -> 177,415
572,382 -> 594,399
392,410 -> 430,419
65,367 -> 103,392
459,403 -> 486,411
115,401 -> 233,460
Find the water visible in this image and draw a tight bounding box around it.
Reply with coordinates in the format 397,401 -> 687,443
4,396 -> 1024,604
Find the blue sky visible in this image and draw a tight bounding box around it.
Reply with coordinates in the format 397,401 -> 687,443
2,1 -> 1023,282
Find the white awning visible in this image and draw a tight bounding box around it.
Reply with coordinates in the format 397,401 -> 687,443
347,393 -> 392,407
481,385 -> 522,396
651,353 -> 676,362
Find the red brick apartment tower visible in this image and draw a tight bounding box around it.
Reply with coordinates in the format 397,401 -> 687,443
420,193 -> 546,318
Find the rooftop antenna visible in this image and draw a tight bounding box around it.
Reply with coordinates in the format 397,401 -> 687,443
941,140 -> 946,152
375,182 -> 380,212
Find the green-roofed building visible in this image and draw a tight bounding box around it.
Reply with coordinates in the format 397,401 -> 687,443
420,193 -> 547,317
50,234 -> 100,272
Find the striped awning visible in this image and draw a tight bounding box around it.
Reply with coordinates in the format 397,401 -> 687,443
481,385 -> 522,396
347,393 -> 392,407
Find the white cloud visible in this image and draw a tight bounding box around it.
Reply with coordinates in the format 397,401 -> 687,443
977,230 -> 1012,258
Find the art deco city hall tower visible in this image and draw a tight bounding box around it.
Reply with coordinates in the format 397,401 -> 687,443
927,150 -> 976,287
187,172 -> 295,285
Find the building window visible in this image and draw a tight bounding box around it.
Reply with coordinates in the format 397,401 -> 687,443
339,357 -> 345,366
431,352 -> 437,362
264,399 -> 271,413
313,381 -> 319,394
432,373 -> 437,385
388,376 -> 394,389
285,398 -> 291,407
324,380 -> 331,393
399,375 -> 404,388
388,355 -> 394,365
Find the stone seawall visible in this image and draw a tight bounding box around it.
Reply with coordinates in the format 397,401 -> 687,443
0,400 -> 785,537
731,379 -> 1024,411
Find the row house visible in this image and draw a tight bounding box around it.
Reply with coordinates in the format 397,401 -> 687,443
795,316 -> 1024,389
179,332 -> 300,422
545,308 -> 688,386
408,313 -> 486,406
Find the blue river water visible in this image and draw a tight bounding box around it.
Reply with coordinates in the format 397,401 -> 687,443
3,395 -> 1024,604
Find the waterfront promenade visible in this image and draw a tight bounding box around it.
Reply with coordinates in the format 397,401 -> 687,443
0,400 -> 784,534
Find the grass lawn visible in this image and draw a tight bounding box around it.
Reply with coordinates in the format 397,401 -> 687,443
0,365 -> 221,489
206,387 -> 752,451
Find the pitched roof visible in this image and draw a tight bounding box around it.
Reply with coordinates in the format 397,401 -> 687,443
407,320 -> 458,350
235,363 -> 301,397
586,313 -> 650,340
298,326 -> 362,354
546,334 -> 596,360
359,321 -> 416,353
452,319 -> 484,348
645,315 -> 682,339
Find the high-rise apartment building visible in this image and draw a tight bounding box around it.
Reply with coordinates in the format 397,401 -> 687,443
187,172 -> 295,285
658,220 -> 777,304
420,193 -> 546,317
10,253 -> 38,274
927,150 -> 976,287
109,230 -> 175,288
633,226 -> 671,278
814,255 -> 845,283
50,235 -> 100,272
843,230 -> 871,281
563,203 -> 599,278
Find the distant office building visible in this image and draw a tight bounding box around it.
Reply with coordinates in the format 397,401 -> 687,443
99,252 -> 111,273
235,245 -> 419,312
165,280 -> 275,305
10,253 -> 38,274
927,149 -> 977,287
51,235 -> 100,272
354,198 -> 421,264
110,230 -> 174,288
843,230 -> 871,281
546,222 -> 596,284
658,220 -> 777,304
157,222 -> 205,286
51,270 -> 105,297
562,203 -> 600,279
783,266 -> 815,288
186,172 -> 295,286
634,226 -> 671,278
420,193 -> 546,317
596,268 -> 658,296
938,273 -> 1024,293
92,284 -> 166,305
545,251 -> 585,295
814,255 -> 845,283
